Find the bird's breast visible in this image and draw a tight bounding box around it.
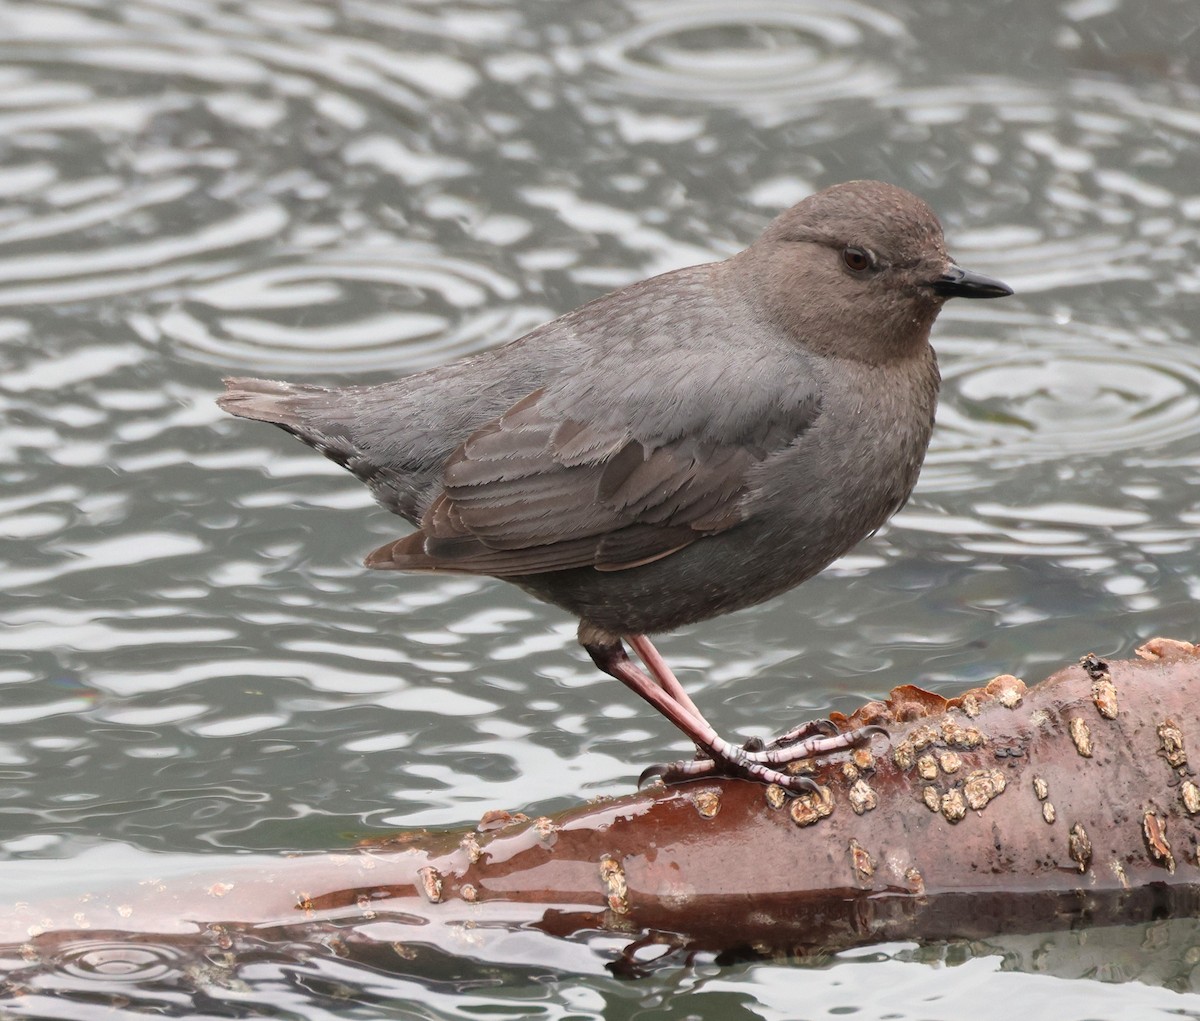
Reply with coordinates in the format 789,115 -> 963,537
749,350 -> 939,559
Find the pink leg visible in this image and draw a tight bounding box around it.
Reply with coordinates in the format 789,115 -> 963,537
625,634 -> 882,768
626,634 -> 706,723
583,638 -> 817,791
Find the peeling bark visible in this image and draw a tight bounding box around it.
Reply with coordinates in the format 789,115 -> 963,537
4,638 -> 1200,974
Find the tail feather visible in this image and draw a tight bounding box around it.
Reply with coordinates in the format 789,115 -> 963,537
217,377 -> 331,428
218,375 -> 362,468
217,376 -> 424,520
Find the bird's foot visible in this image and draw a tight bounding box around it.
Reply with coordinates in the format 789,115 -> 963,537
762,717 -> 840,749
583,634 -> 886,796
639,750 -> 820,793
638,721 -> 885,794
745,722 -> 887,766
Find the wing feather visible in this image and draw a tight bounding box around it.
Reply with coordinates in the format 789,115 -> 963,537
366,376 -> 819,577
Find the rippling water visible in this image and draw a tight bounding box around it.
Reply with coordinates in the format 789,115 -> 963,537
2,0 -> 1200,1017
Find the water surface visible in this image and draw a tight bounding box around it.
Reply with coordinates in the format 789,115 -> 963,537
3,0 -> 1200,1016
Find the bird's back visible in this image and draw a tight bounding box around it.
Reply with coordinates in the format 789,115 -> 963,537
218,262 -> 733,523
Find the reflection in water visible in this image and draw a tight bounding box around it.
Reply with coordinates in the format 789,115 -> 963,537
7,918 -> 1200,1018
1,0 -> 1200,1015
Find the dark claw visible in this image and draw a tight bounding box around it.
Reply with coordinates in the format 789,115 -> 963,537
639,758 -> 716,787
778,771 -> 821,795
638,763 -> 669,788
854,724 -> 889,743
742,736 -> 766,753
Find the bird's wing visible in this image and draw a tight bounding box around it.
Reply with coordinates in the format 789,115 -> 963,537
366,371 -> 820,577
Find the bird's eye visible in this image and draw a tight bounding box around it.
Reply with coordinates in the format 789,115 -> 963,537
842,246 -> 873,272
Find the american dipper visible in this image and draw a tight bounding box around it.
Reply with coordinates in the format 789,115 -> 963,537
219,180 -> 1012,791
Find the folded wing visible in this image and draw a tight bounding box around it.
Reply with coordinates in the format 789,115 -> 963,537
367,381 -> 819,577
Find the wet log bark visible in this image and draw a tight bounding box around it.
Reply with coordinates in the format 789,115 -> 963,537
4,637 -> 1200,971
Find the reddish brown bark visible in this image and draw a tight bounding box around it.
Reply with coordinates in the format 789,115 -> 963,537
4,638 -> 1200,970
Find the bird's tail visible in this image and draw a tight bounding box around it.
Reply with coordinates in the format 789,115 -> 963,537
219,374 -> 422,518
217,377 -> 330,429
217,376 -> 423,521
217,376 -> 365,476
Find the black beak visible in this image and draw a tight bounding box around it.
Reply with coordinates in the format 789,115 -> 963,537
931,264 -> 1013,300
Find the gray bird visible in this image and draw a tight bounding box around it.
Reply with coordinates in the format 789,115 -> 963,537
218,180 -> 1012,791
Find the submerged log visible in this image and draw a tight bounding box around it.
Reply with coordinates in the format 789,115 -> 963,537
3,637 -> 1200,978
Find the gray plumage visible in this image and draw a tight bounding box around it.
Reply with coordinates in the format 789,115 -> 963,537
219,180 -> 1010,640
